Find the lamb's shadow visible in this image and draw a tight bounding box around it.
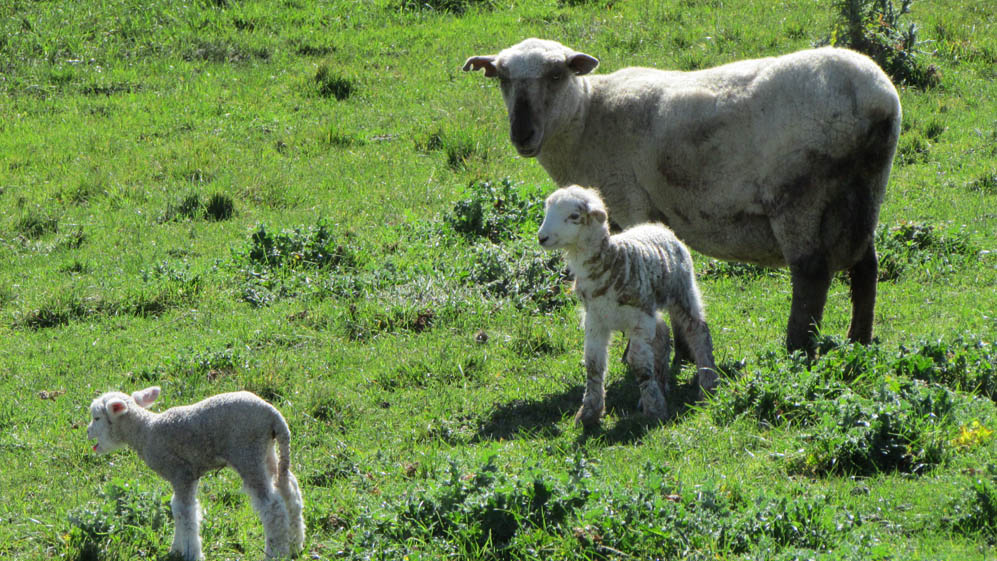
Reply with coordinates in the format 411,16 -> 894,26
473,372 -> 705,446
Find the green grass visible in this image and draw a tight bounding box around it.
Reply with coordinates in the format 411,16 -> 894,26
1,0 -> 995,559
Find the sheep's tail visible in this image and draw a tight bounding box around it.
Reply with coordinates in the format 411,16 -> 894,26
272,408 -> 293,484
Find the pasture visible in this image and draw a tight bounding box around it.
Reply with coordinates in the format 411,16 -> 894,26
0,0 -> 995,559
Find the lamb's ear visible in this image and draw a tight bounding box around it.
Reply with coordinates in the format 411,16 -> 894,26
131,386 -> 161,409
589,208 -> 608,224
567,52 -> 599,75
463,55 -> 498,77
107,398 -> 129,418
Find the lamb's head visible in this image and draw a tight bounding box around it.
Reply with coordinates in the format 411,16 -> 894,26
463,38 -> 598,157
538,185 -> 609,252
87,386 -> 161,454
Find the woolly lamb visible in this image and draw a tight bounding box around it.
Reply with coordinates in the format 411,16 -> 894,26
539,185 -> 717,426
464,39 -> 902,355
87,387 -> 305,560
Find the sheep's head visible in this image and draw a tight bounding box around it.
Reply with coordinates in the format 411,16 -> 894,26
538,185 -> 608,251
463,38 -> 598,157
87,386 -> 160,454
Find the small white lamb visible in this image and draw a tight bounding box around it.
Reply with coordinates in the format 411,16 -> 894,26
538,185 -> 718,426
87,387 -> 305,560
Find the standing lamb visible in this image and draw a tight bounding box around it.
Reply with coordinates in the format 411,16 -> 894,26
464,39 -> 902,355
538,185 -> 717,426
86,387 -> 305,560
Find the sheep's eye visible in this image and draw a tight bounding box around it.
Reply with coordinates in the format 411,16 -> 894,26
551,72 -> 563,81
568,213 -> 580,221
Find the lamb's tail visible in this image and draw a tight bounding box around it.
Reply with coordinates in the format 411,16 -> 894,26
271,408 -> 292,484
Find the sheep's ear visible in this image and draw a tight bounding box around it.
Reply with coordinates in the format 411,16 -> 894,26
107,398 -> 129,418
463,55 -> 498,77
132,386 -> 161,409
590,208 -> 608,224
567,52 -> 599,75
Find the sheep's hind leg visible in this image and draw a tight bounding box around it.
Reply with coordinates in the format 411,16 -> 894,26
786,254 -> 833,356
576,325 -> 610,427
170,480 -> 204,561
846,243 -> 877,345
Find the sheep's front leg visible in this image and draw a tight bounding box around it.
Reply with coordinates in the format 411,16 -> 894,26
576,324 -> 610,427
170,480 -> 204,561
627,319 -> 668,421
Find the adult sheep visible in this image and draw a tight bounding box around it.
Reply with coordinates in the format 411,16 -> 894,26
463,38 -> 902,354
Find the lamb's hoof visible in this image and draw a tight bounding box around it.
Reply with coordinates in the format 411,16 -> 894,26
574,405 -> 603,428
638,395 -> 668,422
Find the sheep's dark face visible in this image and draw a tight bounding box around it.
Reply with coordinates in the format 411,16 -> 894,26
464,39 -> 598,158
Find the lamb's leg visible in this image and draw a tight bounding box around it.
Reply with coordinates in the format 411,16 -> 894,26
268,444 -> 306,554
264,446 -> 305,554
651,316 -> 673,396
786,254 -> 833,356
846,243 -> 877,345
669,305 -> 718,398
668,319 -> 693,369
279,469 -> 305,554
243,462 -> 292,559
627,320 -> 668,421
170,480 -> 204,561
576,325 -> 610,427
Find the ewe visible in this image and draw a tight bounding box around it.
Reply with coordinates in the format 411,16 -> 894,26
464,39 -> 902,355
87,387 -> 305,560
539,185 -> 717,426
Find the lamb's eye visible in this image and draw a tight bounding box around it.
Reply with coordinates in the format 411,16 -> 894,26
568,213 -> 580,221
551,72 -> 563,81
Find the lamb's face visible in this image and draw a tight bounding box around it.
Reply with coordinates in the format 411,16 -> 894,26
87,393 -> 130,455
538,186 -> 607,250
463,39 -> 598,158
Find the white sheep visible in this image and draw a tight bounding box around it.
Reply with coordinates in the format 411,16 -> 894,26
539,185 -> 717,426
464,39 -> 902,355
86,387 -> 305,560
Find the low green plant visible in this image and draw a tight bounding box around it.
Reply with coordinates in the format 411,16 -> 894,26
443,179 -> 545,243
234,221 -> 364,307
947,465 -> 997,544
315,64 -> 356,100
829,0 -> 940,88
793,378 -> 955,476
65,480 -> 172,561
875,221 -> 978,281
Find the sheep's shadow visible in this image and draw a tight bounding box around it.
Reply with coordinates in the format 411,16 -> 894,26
472,371 -> 706,446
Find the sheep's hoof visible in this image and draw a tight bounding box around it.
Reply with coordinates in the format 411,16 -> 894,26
697,368 -> 719,399
574,405 -> 603,428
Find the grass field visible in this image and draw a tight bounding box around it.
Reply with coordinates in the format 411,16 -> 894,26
1,0 -> 995,559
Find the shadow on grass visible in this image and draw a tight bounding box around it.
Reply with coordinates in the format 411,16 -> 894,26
473,372 -> 708,446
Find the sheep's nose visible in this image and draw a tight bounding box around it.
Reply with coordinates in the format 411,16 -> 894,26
538,235 -> 549,246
